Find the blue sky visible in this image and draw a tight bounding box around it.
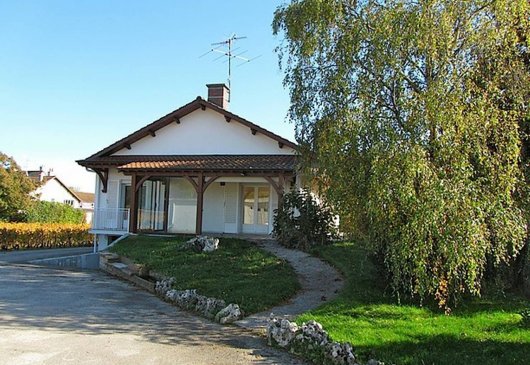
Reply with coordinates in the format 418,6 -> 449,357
0,0 -> 292,191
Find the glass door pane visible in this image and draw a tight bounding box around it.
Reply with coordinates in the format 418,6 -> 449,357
257,187 -> 270,225
138,179 -> 167,231
243,186 -> 254,225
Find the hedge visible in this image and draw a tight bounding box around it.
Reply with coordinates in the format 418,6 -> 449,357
0,223 -> 92,250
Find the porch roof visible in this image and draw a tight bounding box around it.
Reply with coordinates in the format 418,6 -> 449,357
78,154 -> 297,173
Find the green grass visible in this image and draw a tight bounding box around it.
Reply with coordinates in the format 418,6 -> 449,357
110,235 -> 300,314
298,242 -> 530,365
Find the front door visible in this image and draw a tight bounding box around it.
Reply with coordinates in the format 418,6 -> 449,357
242,185 -> 270,234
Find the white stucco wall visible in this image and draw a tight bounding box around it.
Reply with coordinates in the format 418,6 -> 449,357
113,108 -> 296,156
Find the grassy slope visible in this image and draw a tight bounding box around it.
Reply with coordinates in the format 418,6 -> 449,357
110,235 -> 300,314
297,242 -> 530,365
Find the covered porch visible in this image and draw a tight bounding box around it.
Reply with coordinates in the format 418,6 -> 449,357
87,155 -> 296,236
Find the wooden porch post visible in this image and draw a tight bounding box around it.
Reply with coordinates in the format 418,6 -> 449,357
129,174 -> 139,233
195,173 -> 204,235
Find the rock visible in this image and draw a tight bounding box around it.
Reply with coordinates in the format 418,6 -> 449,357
203,237 -> 219,252
184,236 -> 219,253
267,316 -> 374,365
155,277 -> 174,295
195,295 -> 226,319
167,289 -> 199,310
267,316 -> 299,348
366,360 -> 384,365
327,341 -> 356,365
215,303 -> 243,324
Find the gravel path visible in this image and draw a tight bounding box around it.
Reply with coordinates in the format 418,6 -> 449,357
235,240 -> 343,331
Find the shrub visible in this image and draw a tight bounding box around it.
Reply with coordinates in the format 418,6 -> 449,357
26,201 -> 85,224
0,222 -> 92,250
273,188 -> 337,250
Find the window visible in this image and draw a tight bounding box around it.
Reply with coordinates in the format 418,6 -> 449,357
64,199 -> 74,206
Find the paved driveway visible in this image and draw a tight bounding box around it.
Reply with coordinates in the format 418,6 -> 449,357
0,262 -> 305,365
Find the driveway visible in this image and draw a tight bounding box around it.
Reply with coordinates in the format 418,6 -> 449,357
0,261 -> 306,365
0,247 -> 93,264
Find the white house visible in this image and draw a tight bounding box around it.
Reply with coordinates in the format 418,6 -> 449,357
78,84 -> 298,250
27,169 -> 95,223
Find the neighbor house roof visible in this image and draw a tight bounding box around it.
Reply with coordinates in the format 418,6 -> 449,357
75,191 -> 95,204
78,97 -> 297,165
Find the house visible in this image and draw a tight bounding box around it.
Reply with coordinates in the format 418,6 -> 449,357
27,168 -> 95,223
77,84 -> 298,250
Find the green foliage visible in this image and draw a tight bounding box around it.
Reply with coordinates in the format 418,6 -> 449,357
109,235 -> 300,314
0,152 -> 36,221
26,201 -> 85,224
299,242 -> 530,365
273,188 -> 337,250
274,0 -> 530,309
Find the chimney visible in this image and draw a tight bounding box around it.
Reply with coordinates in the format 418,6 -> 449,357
206,83 -> 230,109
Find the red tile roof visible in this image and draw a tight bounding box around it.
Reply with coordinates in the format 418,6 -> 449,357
79,155 -> 296,172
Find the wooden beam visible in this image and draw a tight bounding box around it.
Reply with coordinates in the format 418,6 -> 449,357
174,117 -> 180,124
225,116 -> 231,123
124,143 -> 131,150
149,130 -> 156,137
264,176 -> 283,196
184,175 -> 199,192
195,173 -> 204,235
200,104 -> 206,111
203,176 -> 220,192
93,168 -> 109,193
278,142 -> 284,148
129,174 -> 139,233
135,175 -> 152,192
251,128 -> 257,135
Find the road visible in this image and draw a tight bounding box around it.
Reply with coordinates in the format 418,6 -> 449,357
0,253 -> 305,365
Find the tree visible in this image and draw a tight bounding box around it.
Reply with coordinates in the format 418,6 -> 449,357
0,152 -> 36,221
273,0 -> 530,309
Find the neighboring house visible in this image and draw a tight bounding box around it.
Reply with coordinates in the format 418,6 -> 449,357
27,169 -> 95,223
77,84 -> 298,250
75,191 -> 95,224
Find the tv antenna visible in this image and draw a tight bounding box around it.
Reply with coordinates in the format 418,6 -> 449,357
200,34 -> 260,102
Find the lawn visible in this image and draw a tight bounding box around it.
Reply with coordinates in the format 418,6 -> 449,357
109,235 -> 300,314
298,242 -> 530,365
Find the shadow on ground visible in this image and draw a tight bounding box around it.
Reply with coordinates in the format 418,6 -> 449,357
0,264 -> 305,364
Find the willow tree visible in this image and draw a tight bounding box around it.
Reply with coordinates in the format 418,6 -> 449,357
273,0 -> 530,309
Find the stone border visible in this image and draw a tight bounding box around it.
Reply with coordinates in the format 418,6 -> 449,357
267,316 -> 385,365
99,252 -> 243,324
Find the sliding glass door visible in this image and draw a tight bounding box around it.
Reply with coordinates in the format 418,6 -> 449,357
137,179 -> 167,231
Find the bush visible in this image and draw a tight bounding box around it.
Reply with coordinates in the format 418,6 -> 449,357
0,222 -> 92,250
273,188 -> 337,250
26,201 -> 85,224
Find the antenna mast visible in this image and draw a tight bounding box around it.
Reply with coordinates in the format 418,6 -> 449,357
200,34 -> 260,102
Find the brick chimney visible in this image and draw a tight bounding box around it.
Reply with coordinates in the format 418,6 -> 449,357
206,83 -> 230,109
